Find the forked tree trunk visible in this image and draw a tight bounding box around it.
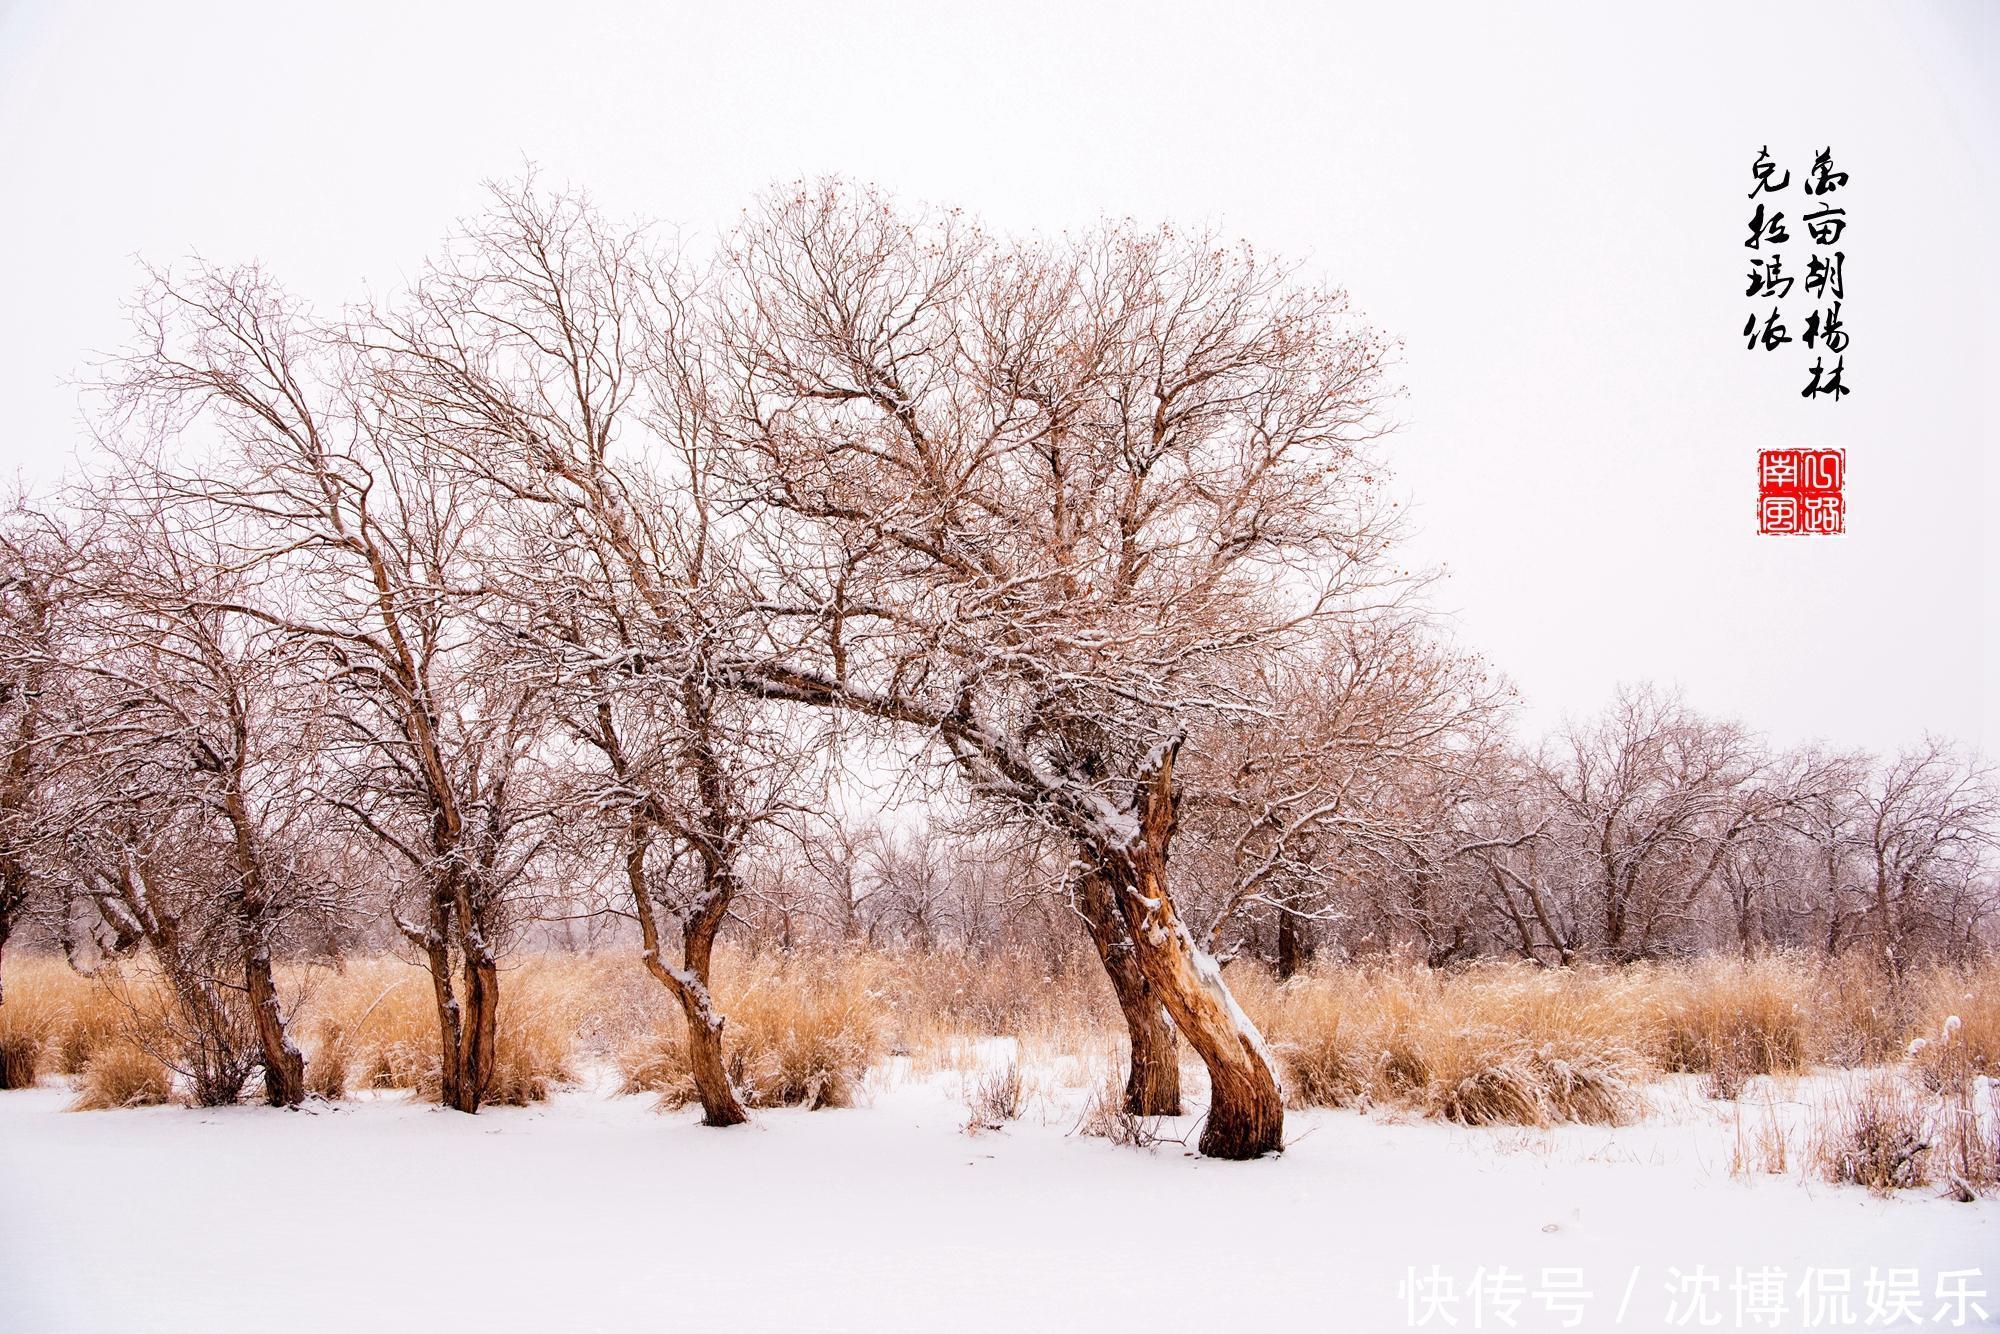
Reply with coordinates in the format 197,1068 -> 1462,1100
628,824 -> 748,1128
419,885 -> 499,1115
1092,744 -> 1284,1159
1074,869 -> 1180,1115
245,948 -> 305,1107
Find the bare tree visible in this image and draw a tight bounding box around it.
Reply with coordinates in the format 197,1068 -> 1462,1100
0,502 -> 73,1021
105,262 -> 552,1113
715,182 -> 1399,1157
50,478 -> 347,1104
357,182 -> 810,1126
795,813 -> 883,945
1185,614 -> 1502,973
1852,741 -> 1997,969
1536,686 -> 1762,961
1454,744 -> 1584,965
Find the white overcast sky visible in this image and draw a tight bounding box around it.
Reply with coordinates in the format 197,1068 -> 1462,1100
1,0 -> 1992,759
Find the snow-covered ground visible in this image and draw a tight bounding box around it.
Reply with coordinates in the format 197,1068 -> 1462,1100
3,1058 -> 1995,1333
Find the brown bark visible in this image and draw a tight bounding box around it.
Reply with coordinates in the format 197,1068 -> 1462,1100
459,948 -> 499,1113
414,861 -> 503,1115
1094,745 -> 1284,1159
1074,868 -> 1180,1115
629,818 -> 749,1128
675,984 -> 745,1128
220,779 -> 304,1107
421,898 -> 471,1111
1275,906 -> 1303,981
0,910 -> 19,1091
246,950 -> 305,1106
416,881 -> 498,1115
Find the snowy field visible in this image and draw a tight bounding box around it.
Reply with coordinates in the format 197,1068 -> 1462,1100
3,1060 -> 1995,1334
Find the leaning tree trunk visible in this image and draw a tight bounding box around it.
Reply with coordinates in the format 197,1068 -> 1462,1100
1074,869 -> 1180,1115
223,791 -> 305,1106
666,928 -> 746,1128
1091,744 -> 1284,1159
245,947 -> 305,1107
628,826 -> 748,1128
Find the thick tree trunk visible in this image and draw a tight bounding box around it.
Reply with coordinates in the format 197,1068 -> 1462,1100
1074,868 -> 1180,1115
246,948 -> 305,1107
672,915 -> 749,1127
1094,745 -> 1284,1160
674,983 -> 747,1127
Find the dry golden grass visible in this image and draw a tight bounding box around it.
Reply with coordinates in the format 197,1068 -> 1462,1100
295,954 -> 615,1105
6,947 -> 1997,1136
1911,969 -> 2000,1076
1,961 -> 65,1088
295,957 -> 440,1097
1653,956 -> 1814,1096
478,955 -> 613,1105
3,957 -> 195,1104
1232,960 -> 1648,1126
70,1042 -> 174,1110
1,956 -> 131,1081
619,950 -> 888,1110
1902,1012 -> 1998,1199
1730,1098 -> 1792,1179
1236,953 -> 2000,1126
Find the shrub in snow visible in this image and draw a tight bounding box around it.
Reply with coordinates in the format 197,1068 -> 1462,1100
961,1059 -> 1025,1133
70,1043 -> 173,1110
1813,1074 -> 1933,1192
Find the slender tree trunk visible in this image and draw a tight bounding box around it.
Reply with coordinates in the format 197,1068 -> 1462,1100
1276,907 -> 1303,981
421,893 -> 472,1112
628,822 -> 749,1127
0,906 -> 21,1091
1074,868 -> 1180,1115
459,943 -> 499,1112
1093,745 -> 1283,1159
245,947 -> 304,1107
222,786 -> 305,1106
675,878 -> 748,1125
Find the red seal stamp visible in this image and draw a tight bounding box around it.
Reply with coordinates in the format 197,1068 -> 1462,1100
1757,449 -> 1843,535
